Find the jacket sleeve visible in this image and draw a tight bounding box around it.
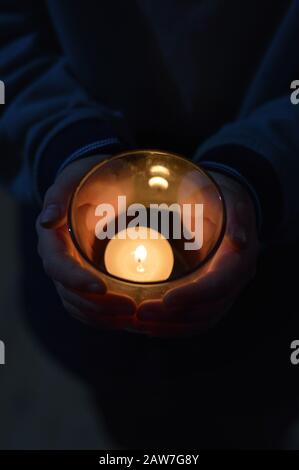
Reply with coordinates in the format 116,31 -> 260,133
194,96 -> 299,243
0,0 -> 132,204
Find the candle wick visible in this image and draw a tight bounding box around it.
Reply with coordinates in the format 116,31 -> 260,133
137,263 -> 145,273
134,245 -> 147,273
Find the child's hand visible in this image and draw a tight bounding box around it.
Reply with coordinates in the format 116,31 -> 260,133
36,155 -> 136,327
137,172 -> 260,336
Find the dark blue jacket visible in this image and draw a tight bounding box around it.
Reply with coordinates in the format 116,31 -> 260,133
0,0 -> 298,241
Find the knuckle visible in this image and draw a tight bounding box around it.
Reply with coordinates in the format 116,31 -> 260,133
54,282 -> 64,297
42,259 -> 53,278
43,184 -> 57,206
61,299 -> 76,317
35,215 -> 41,234
36,240 -> 42,258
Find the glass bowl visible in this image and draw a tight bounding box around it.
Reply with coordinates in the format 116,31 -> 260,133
68,149 -> 226,307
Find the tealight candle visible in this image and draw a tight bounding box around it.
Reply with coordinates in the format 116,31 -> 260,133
104,226 -> 174,282
69,149 -> 226,314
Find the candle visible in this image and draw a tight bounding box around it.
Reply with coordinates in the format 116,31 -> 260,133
69,149 -> 225,315
104,226 -> 174,282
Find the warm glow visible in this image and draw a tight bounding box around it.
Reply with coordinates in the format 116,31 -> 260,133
148,176 -> 169,190
104,226 -> 174,282
134,244 -> 147,272
150,165 -> 170,176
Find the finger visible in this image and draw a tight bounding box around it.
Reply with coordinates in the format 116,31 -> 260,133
226,201 -> 250,249
56,282 -> 104,315
37,223 -> 106,293
39,203 -> 64,229
61,298 -> 118,330
61,298 -> 94,325
137,295 -> 232,324
40,182 -> 72,229
177,170 -> 223,222
164,247 -> 248,307
223,181 -> 258,251
40,155 -> 107,229
57,282 -> 136,317
61,297 -> 134,332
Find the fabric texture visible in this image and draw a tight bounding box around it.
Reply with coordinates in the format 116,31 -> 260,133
0,0 -> 298,242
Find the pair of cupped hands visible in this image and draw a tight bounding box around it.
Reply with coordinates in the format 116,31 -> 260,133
36,154 -> 259,335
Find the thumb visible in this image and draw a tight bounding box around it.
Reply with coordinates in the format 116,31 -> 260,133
39,183 -> 71,229
39,162 -> 83,229
39,154 -> 111,229
227,201 -> 248,249
39,202 -> 65,228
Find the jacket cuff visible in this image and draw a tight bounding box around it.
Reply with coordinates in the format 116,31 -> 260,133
34,119 -> 133,201
195,144 -> 283,241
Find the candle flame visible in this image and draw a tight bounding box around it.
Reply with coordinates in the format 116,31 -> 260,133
134,244 -> 147,273
134,244 -> 147,263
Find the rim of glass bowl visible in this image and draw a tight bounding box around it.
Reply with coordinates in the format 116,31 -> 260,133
68,149 -> 227,286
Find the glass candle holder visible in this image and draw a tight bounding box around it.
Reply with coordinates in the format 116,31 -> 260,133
68,150 -> 226,307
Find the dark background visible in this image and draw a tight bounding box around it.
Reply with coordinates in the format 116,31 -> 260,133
0,0 -> 299,451
0,190 -> 299,449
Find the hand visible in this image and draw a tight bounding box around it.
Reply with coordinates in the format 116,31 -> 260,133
36,155 -> 136,328
136,171 -> 260,336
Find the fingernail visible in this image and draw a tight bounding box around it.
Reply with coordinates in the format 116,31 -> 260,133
87,282 -> 106,294
40,204 -> 61,227
232,227 -> 247,247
